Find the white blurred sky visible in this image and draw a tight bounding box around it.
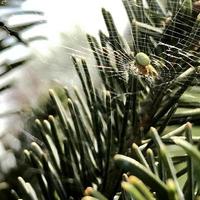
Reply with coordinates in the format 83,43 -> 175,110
22,0 -> 129,39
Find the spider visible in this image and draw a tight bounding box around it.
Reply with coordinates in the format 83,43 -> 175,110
134,52 -> 158,78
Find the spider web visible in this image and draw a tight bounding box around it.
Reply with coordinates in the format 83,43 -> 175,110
50,0 -> 200,103
122,0 -> 200,89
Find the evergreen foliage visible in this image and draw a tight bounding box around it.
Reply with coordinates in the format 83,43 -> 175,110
2,0 -> 200,199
